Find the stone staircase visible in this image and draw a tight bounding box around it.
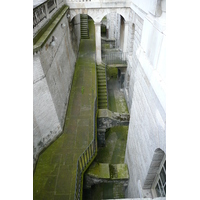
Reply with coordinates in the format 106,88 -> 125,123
97,65 -> 108,109
81,14 -> 89,39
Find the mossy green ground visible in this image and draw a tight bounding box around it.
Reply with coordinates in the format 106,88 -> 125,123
97,77 -> 129,164
33,20 -> 96,200
84,77 -> 129,199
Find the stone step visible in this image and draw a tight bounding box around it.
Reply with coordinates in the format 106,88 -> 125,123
97,67 -> 106,70
98,102 -> 108,105
98,83 -> 106,87
81,35 -> 89,37
97,69 -> 105,72
81,36 -> 89,38
98,100 -> 108,104
97,71 -> 105,74
97,73 -> 106,76
98,95 -> 107,98
99,105 -> 108,109
98,89 -> 107,92
98,83 -> 106,86
98,78 -> 106,82
98,79 -> 106,82
81,32 -> 88,35
98,89 -> 107,93
98,92 -> 107,95
98,92 -> 107,96
98,87 -> 107,91
98,97 -> 107,101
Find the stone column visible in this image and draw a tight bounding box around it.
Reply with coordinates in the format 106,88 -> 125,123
123,21 -> 130,54
94,22 -> 101,65
44,3 -> 50,20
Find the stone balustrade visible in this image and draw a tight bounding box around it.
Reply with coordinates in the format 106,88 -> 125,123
33,0 -> 65,36
66,0 -> 131,9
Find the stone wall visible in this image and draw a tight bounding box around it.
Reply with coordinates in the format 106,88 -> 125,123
33,14 -> 80,169
124,0 -> 166,198
106,13 -> 121,47
124,11 -> 144,112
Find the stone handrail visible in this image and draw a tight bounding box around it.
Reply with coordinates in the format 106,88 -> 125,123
65,0 -> 131,9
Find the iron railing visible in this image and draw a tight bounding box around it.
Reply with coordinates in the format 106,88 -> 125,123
102,51 -> 127,65
74,56 -> 98,200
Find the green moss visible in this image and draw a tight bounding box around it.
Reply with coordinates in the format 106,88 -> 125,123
87,162 -> 110,178
107,67 -> 118,79
95,126 -> 128,164
108,89 -> 117,112
116,164 -> 129,179
102,43 -> 110,49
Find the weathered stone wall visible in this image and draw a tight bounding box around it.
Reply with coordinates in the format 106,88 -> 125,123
124,12 -> 144,112
33,14 -> 80,169
124,0 -> 166,198
106,13 -> 121,47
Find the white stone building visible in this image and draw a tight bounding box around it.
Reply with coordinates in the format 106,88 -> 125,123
33,0 -> 166,199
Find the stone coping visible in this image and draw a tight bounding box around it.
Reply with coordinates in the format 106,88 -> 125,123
33,5 -> 68,53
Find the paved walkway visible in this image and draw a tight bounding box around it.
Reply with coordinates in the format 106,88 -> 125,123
33,20 -> 96,200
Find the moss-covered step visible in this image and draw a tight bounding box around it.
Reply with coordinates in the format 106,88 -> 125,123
110,164 -> 129,180
86,162 -> 110,179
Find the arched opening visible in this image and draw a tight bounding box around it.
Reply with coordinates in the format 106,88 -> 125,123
71,14 -> 95,37
100,13 -> 127,89
143,148 -> 166,198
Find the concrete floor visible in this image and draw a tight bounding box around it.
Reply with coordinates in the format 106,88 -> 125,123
33,20 -> 96,200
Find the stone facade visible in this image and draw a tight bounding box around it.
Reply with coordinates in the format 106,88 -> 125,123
33,14 -> 80,169
124,0 -> 166,198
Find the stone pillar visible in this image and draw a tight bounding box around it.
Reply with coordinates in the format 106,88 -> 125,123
123,21 -> 130,54
95,22 -> 101,65
44,3 -> 50,20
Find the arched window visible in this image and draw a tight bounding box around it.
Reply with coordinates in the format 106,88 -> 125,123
143,149 -> 166,197
152,153 -> 166,197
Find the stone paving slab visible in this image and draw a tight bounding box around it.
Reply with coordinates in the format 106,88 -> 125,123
33,20 -> 96,200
